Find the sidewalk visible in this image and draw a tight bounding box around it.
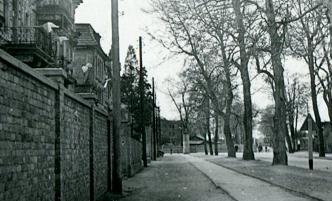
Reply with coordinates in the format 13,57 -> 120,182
101,155 -> 234,201
192,153 -> 332,201
185,155 -> 312,201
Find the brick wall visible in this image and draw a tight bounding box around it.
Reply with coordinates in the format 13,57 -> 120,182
0,53 -> 56,201
94,112 -> 108,199
61,95 -> 91,201
120,120 -> 143,177
0,50 -> 143,201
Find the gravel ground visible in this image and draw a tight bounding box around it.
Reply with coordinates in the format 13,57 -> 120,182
101,154 -> 235,201
199,155 -> 332,201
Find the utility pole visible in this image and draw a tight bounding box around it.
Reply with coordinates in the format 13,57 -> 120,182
157,106 -> 161,150
139,36 -> 147,167
111,0 -> 122,193
152,78 -> 157,160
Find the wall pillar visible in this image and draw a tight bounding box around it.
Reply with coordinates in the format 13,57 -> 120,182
107,110 -> 112,192
55,84 -> 64,201
89,105 -> 95,201
183,133 -> 190,154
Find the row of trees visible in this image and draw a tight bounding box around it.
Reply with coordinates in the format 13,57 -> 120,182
149,0 -> 332,165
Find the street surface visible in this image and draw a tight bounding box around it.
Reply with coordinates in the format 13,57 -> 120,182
104,154 -> 318,201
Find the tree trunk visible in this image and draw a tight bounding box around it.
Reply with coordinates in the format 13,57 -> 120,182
266,0 -> 288,165
200,123 -> 208,155
285,124 -> 294,153
232,0 -> 254,160
217,30 -> 236,158
288,95 -> 296,152
308,45 -> 325,157
327,14 -> 332,126
206,99 -> 214,155
289,119 -> 296,152
214,114 -> 219,156
224,112 -> 236,157
224,66 -> 236,158
241,68 -> 254,160
204,132 -> 208,155
294,104 -> 300,151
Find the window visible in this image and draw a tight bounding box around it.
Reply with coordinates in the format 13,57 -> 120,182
25,13 -> 29,26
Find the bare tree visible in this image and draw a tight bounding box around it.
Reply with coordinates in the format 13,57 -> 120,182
285,75 -> 309,151
316,8 -> 332,130
287,0 -> 326,156
191,0 -> 240,157
149,0 -> 236,157
167,79 -> 194,154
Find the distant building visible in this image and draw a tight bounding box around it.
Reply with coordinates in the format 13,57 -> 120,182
299,115 -> 332,153
189,135 -> 204,153
160,118 -> 182,152
71,23 -> 112,108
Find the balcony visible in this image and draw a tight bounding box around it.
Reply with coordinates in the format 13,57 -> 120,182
36,5 -> 74,32
1,27 -> 57,68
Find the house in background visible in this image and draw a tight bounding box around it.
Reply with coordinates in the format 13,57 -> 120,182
299,115 -> 332,153
160,118 -> 182,153
189,135 -> 204,153
71,23 -> 112,108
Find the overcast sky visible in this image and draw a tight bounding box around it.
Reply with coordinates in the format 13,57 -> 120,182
75,0 -> 330,125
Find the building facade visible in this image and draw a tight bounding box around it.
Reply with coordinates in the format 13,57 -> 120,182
299,116 -> 332,153
71,23 -> 111,108
160,118 -> 182,152
0,0 -> 82,71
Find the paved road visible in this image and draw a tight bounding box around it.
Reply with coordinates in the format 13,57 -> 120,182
111,154 -> 235,201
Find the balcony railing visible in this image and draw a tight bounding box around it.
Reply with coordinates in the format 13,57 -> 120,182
1,26 -> 57,59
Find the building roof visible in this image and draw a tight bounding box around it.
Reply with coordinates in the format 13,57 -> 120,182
300,114 -> 318,131
76,23 -> 101,46
75,23 -> 108,59
190,141 -> 204,145
189,135 -> 205,145
190,135 -> 204,141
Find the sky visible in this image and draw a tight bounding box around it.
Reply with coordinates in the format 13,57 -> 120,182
75,0 -> 330,125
